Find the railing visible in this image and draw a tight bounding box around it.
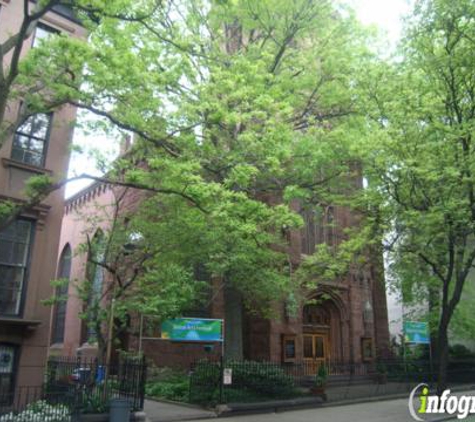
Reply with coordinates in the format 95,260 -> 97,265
0,357 -> 147,420
188,358 -> 475,405
281,360 -> 374,378
47,356 -> 147,412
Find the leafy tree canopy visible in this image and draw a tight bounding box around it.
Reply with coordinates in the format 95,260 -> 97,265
357,0 -> 475,389
41,0 -> 377,327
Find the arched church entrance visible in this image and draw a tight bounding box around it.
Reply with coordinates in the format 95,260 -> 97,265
302,294 -> 346,373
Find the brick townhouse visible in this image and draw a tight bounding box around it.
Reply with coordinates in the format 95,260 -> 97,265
0,1 -> 85,396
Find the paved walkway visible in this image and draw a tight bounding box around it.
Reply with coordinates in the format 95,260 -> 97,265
144,399 -> 216,422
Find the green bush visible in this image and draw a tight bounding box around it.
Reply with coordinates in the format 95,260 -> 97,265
80,388 -> 111,414
228,361 -> 297,398
189,360 -> 298,405
188,361 -> 220,404
316,364 -> 328,387
145,370 -> 189,402
449,344 -> 475,360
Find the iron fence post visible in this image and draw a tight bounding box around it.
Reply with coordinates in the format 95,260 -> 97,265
140,357 -> 147,410
219,355 -> 224,404
71,356 -> 82,422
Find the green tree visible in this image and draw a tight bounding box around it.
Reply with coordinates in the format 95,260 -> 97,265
100,0 -> 374,314
1,0 -> 371,240
0,0 -> 161,146
67,188 -> 203,361
359,0 -> 475,391
0,0 -> 161,228
46,0 -> 376,342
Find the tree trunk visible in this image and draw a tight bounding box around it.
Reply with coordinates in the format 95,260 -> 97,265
437,313 -> 450,394
0,82 -> 10,145
428,284 -> 440,362
97,329 -> 107,363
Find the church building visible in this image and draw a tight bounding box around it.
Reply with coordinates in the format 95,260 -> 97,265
53,176 -> 390,370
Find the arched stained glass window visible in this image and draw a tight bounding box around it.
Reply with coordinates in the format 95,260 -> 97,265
51,244 -> 71,344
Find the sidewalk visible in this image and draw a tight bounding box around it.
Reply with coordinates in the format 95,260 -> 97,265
144,389 -> 475,422
144,399 -> 216,422
182,393 -> 474,422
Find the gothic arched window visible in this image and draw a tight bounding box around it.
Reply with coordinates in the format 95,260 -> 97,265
300,205 -> 324,255
303,304 -> 330,325
51,244 -> 71,344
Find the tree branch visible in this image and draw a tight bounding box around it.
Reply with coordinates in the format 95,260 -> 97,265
0,171 -> 209,232
68,100 -> 184,158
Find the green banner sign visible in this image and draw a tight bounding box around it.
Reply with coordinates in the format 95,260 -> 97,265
404,321 -> 430,344
161,318 -> 223,342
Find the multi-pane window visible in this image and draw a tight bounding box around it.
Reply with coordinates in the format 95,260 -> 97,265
300,205 -> 336,254
300,206 -> 323,255
303,304 -> 330,325
32,23 -> 59,48
0,344 -> 17,404
184,263 -> 211,318
11,113 -> 52,167
51,245 -> 71,344
0,220 -> 33,316
86,254 -> 104,341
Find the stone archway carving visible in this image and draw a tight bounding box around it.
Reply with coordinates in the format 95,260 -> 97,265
308,286 -> 349,322
303,287 -> 350,363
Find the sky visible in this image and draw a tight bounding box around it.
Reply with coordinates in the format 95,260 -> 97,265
65,0 -> 412,198
65,112 -> 120,197
352,0 -> 411,44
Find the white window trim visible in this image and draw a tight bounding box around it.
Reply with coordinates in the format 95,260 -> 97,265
41,15 -> 76,34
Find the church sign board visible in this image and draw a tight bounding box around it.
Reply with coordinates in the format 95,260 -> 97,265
404,321 -> 430,344
161,318 -> 223,342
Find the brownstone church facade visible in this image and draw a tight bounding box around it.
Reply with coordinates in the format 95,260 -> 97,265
55,177 -> 390,369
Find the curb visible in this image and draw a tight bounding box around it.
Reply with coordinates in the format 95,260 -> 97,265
145,415 -> 216,422
145,396 -> 212,411
216,385 -> 475,419
217,397 -> 324,417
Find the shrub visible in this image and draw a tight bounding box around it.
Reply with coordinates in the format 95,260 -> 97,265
315,364 -> 328,387
79,388 -> 111,414
228,361 -> 297,398
145,370 -> 189,402
449,344 -> 475,360
189,361 -> 220,405
189,360 -> 298,405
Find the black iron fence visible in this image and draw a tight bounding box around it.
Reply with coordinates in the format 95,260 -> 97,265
187,358 -> 475,405
0,357 -> 147,421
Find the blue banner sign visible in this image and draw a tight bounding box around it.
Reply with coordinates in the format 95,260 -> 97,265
404,321 -> 430,344
161,318 -> 223,342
